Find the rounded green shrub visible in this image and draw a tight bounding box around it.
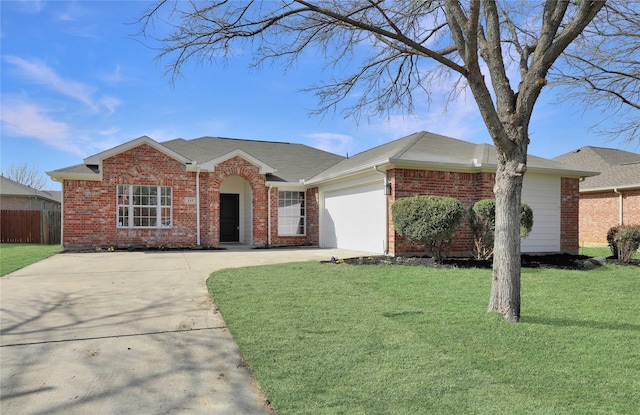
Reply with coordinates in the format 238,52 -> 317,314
391,195 -> 464,261
608,224 -> 640,262
607,226 -> 620,258
468,198 -> 534,260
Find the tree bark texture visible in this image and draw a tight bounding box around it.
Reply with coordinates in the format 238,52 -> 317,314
488,146 -> 526,322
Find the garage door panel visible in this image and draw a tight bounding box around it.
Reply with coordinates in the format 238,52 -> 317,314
322,182 -> 386,254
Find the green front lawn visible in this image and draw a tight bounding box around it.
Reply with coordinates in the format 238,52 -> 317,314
208,261 -> 639,415
0,243 -> 62,276
579,246 -> 640,260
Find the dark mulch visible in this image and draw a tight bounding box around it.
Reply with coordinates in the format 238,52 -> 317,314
328,253 -> 640,270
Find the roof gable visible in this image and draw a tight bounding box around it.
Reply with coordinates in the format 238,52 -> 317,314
162,136 -> 343,182
199,149 -> 276,174
48,136 -> 193,182
84,136 -> 192,165
307,131 -> 596,184
553,146 -> 640,191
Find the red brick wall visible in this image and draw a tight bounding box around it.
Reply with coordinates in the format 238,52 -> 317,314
387,170 -> 581,255
387,169 -> 495,255
560,178 -> 580,253
624,190 -> 640,226
63,144 -> 197,248
579,189 -> 640,244
62,145 -> 323,249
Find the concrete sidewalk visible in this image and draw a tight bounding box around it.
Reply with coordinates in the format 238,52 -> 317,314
0,247 -> 371,415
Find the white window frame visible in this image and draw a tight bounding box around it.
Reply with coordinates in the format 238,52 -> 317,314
278,190 -> 306,236
117,185 -> 172,228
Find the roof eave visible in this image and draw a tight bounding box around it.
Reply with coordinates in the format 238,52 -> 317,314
265,180 -> 307,189
304,159 -> 391,185
580,183 -> 640,193
47,171 -> 102,182
305,158 -> 600,185
525,167 -> 600,178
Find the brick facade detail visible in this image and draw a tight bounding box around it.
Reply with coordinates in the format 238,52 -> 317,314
63,145 -> 198,248
579,189 -> 640,244
560,178 -> 580,253
386,169 -> 581,255
61,144 -> 584,253
387,169 -> 496,255
62,145 -> 320,249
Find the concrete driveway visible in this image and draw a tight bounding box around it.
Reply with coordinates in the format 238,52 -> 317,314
0,247 -> 371,415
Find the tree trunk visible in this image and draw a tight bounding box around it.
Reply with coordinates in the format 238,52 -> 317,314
488,139 -> 527,322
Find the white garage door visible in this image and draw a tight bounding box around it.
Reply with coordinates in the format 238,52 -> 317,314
521,174 -> 561,253
321,182 -> 386,254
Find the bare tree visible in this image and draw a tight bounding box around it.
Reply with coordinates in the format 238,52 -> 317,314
551,2 -> 640,142
139,0 -> 618,322
2,163 -> 48,190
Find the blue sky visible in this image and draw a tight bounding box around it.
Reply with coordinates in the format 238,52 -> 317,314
1,1 -> 637,190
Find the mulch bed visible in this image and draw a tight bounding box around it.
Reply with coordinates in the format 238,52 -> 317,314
327,253 -> 640,270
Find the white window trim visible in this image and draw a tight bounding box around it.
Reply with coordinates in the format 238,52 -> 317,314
277,190 -> 306,236
117,185 -> 173,229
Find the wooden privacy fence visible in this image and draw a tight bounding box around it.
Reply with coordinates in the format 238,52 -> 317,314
1,210 -> 61,244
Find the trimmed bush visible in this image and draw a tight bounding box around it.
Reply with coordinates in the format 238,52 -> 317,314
468,199 -> 496,260
607,226 -> 620,258
520,203 -> 534,239
468,199 -> 534,260
392,196 -> 464,261
608,224 -> 640,263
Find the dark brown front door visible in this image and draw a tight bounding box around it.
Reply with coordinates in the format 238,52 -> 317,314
220,193 -> 240,242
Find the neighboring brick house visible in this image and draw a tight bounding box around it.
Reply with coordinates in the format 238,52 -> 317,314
554,146 -> 640,245
48,131 -> 594,254
0,176 -> 61,211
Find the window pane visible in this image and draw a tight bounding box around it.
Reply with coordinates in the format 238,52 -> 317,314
278,190 -> 305,235
118,185 -> 172,229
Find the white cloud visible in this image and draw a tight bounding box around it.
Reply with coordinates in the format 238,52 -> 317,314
0,97 -> 131,158
99,96 -> 123,114
101,65 -> 125,83
3,56 -> 121,114
0,99 -> 81,155
5,56 -> 97,109
305,132 -> 354,155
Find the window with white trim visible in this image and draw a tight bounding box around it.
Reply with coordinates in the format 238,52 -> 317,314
278,191 -> 305,235
117,185 -> 172,228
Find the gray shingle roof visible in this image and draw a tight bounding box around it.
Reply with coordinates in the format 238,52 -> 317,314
48,132 -> 596,186
553,146 -> 640,191
48,136 -> 345,184
0,176 -> 61,203
306,131 -> 595,183
161,136 -> 345,182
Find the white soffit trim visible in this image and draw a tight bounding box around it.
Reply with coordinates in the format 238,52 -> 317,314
47,171 -> 101,181
200,149 -> 276,174
580,183 -> 640,193
84,136 -> 192,165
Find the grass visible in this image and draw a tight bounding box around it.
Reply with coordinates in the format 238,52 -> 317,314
0,243 -> 62,276
579,245 -> 640,260
208,261 -> 639,415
